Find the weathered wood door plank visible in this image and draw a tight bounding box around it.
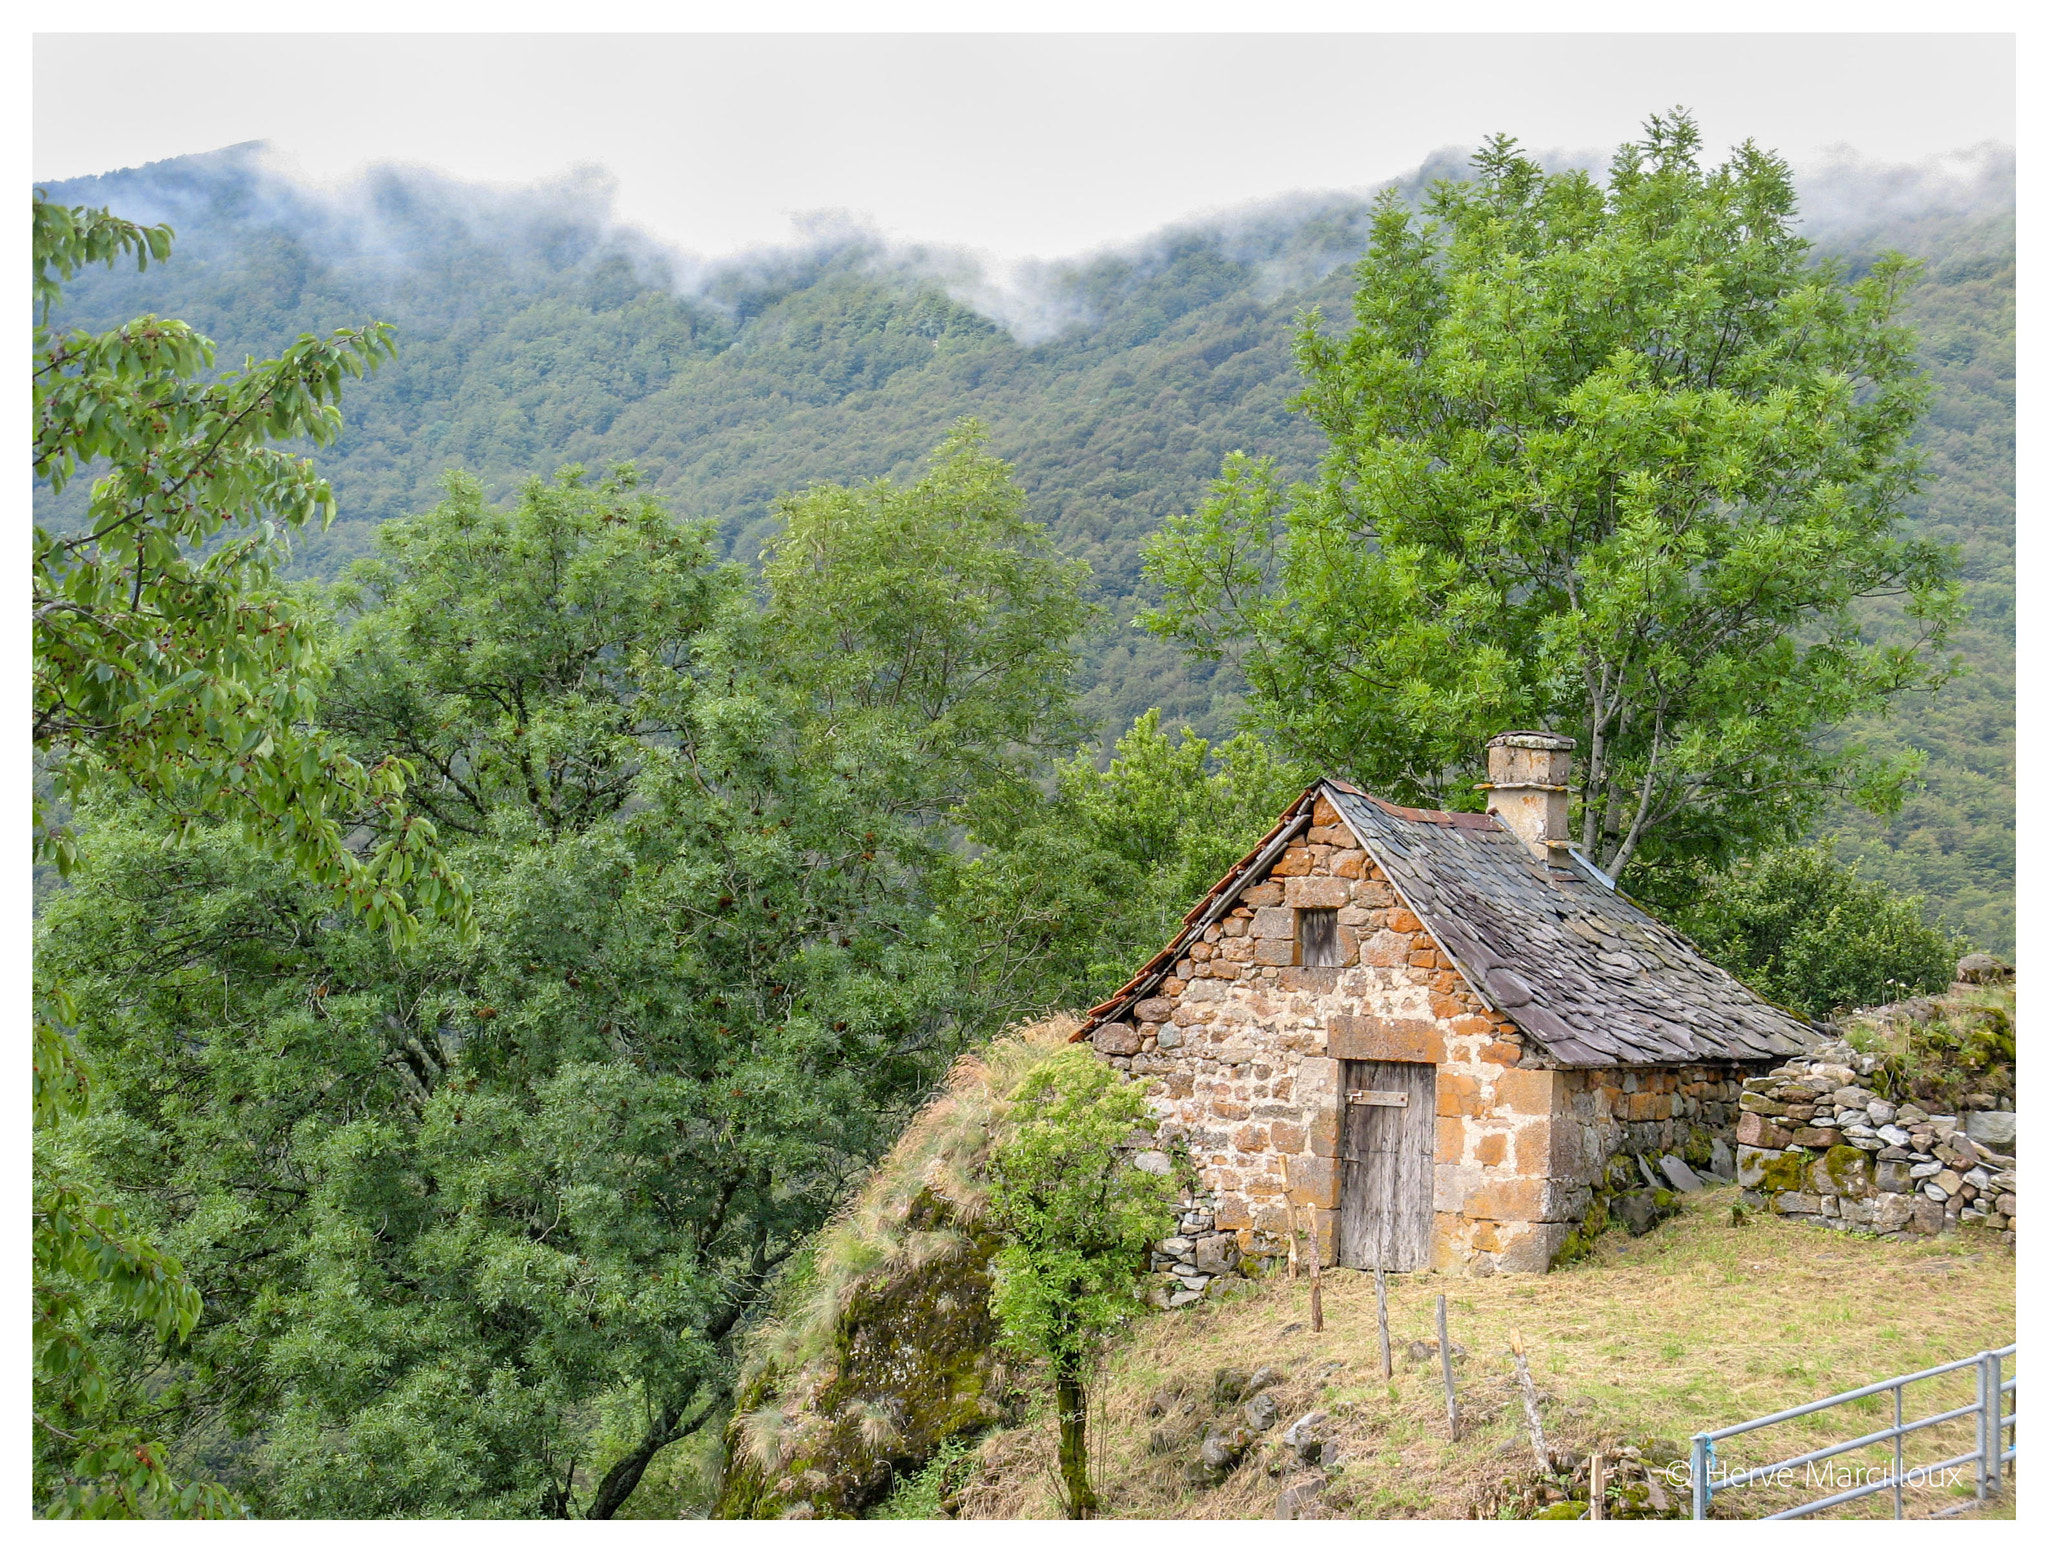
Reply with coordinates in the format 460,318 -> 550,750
1337,1059 -> 1435,1271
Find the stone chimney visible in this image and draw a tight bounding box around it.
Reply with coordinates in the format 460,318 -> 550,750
1480,731 -> 1575,862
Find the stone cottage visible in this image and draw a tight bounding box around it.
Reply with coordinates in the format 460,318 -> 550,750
1075,732 -> 1814,1277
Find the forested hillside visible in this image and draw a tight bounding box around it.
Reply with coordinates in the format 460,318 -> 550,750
34,143 -> 2013,950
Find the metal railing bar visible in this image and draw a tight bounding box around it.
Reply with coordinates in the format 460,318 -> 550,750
1701,1351 -> 2007,1439
1893,1387 -> 1904,1520
1759,1449 -> 1982,1521
1713,1402 -> 1987,1490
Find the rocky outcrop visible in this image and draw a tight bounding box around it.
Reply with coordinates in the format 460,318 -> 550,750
714,1022 -> 1078,1518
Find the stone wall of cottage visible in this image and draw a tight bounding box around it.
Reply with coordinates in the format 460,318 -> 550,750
1091,794 -> 1774,1287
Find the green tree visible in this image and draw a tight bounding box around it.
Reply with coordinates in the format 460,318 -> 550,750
761,419 -> 1096,821
984,1049 -> 1175,1518
38,440 -> 1094,1517
1676,845 -> 1968,1018
1143,113 -> 1963,890
31,195 -> 463,1517
949,711 -> 1308,1019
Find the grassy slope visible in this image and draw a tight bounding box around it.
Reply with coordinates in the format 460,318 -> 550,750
954,1190 -> 2015,1520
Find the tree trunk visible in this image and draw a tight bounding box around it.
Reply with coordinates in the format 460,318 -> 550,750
586,1405 -> 681,1520
1054,1368 -> 1097,1519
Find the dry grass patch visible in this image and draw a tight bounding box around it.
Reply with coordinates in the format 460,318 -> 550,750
957,1186 -> 2015,1519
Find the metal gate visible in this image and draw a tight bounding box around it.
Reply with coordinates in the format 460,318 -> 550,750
1689,1344 -> 2016,1519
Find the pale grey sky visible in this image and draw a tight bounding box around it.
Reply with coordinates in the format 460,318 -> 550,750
33,32 -> 2015,265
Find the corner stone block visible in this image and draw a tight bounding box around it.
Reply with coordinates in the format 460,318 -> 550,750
1311,1209 -> 1338,1263
1431,1213 -> 1470,1272
1492,1220 -> 1571,1274
1490,1067 -> 1559,1118
1253,939 -> 1296,966
1460,1175 -> 1549,1222
1735,1145 -> 1778,1190
1508,1116 -> 1559,1176
1436,1072 -> 1481,1118
1736,1111 -> 1794,1149
1284,876 -> 1351,909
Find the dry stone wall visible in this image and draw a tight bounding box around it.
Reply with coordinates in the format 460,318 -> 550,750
1736,1040 -> 2018,1242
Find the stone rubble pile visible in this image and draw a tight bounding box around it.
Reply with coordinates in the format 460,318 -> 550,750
1146,1190 -> 1285,1308
1735,1038 -> 2017,1242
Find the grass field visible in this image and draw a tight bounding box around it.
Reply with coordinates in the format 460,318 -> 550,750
950,1187 -> 2016,1520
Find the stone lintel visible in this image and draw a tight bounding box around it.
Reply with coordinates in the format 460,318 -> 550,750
1327,1014 -> 1442,1064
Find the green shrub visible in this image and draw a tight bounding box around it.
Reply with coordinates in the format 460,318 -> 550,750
1676,845 -> 1969,1018
985,1049 -> 1176,1517
869,1435 -> 978,1519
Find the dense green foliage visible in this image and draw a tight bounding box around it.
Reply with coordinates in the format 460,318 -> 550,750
948,711 -> 1309,1018
37,441 -> 1087,1517
31,196 -> 463,1518
33,142 -> 2008,949
985,1049 -> 1176,1516
1145,115 -> 1959,892
1674,845 -> 1969,1018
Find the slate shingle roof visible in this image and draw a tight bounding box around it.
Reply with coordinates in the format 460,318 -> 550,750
1324,786 -> 1812,1068
1077,780 -> 1813,1070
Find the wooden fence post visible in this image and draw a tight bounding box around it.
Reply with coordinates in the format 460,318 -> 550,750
1374,1267 -> 1392,1380
1509,1328 -> 1549,1472
1279,1158 -> 1302,1280
1307,1207 -> 1323,1333
1590,1452 -> 1604,1520
1280,1156 -> 1321,1330
1436,1294 -> 1457,1442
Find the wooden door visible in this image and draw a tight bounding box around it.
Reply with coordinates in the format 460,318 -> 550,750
1337,1059 -> 1437,1272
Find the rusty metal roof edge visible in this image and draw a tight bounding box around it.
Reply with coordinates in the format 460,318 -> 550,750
1071,792 -> 1317,1040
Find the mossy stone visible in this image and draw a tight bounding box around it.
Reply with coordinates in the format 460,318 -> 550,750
1807,1144 -> 1873,1198
1759,1149 -> 1806,1193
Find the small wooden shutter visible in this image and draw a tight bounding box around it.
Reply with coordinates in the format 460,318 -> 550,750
1299,908 -> 1340,967
1337,1059 -> 1436,1272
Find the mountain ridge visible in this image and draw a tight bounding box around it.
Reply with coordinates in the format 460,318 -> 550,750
34,144 -> 2014,951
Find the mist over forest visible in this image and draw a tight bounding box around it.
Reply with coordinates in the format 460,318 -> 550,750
34,139 -> 2014,952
